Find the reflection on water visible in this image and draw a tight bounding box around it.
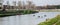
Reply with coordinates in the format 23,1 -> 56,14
0,12 -> 60,25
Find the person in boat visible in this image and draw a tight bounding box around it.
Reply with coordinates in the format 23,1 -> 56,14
46,18 -> 49,21
38,16 -> 40,18
33,15 -> 35,16
44,15 -> 47,17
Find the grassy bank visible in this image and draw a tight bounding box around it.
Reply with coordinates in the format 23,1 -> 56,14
0,10 -> 38,17
38,15 -> 60,25
39,9 -> 60,12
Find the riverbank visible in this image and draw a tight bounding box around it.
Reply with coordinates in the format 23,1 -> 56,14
38,15 -> 60,25
0,10 -> 38,17
38,9 -> 60,12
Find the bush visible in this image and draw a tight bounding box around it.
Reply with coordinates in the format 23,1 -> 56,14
0,10 -> 38,17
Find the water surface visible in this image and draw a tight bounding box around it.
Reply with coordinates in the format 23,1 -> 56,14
0,12 -> 60,25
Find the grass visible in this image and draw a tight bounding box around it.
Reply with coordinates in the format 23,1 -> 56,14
38,15 -> 60,25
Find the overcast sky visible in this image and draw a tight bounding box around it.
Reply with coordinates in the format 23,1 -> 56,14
3,0 -> 60,6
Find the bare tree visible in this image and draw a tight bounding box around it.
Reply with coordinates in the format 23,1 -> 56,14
13,1 -> 16,9
7,1 -> 10,6
27,1 -> 33,10
1,0 -> 7,11
0,0 -> 3,9
22,1 -> 25,9
18,1 -> 22,9
13,1 -> 16,6
6,1 -> 10,9
2,1 -> 10,11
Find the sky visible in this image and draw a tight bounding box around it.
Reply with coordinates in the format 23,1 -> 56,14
2,0 -> 60,6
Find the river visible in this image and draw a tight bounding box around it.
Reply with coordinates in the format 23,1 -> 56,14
0,12 -> 60,25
